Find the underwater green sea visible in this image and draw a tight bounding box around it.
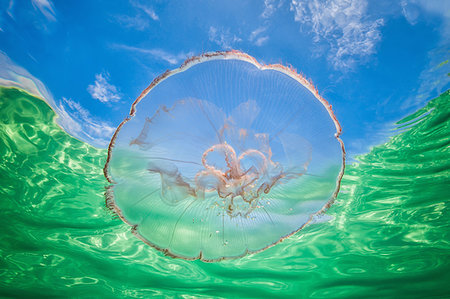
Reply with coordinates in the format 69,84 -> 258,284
0,86 -> 449,298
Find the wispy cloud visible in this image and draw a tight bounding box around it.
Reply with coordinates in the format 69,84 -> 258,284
404,0 -> 450,39
116,15 -> 151,31
131,0 -> 159,21
262,0 -> 282,18
0,51 -> 114,147
7,0 -> 14,19
401,48 -> 450,110
249,27 -> 266,41
399,0 -> 450,110
87,73 -> 121,104
56,99 -> 115,147
401,0 -> 420,25
60,98 -> 115,140
115,0 -> 158,31
0,50 -> 55,107
208,26 -> 242,50
290,0 -> 384,70
113,44 -> 192,65
249,27 -> 269,46
255,36 -> 270,46
31,0 -> 56,22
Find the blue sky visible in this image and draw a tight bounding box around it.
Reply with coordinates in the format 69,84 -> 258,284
0,0 -> 449,155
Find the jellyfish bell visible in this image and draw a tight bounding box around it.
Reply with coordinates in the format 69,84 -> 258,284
104,51 -> 345,262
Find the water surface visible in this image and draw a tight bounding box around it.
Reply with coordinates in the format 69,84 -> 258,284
0,87 -> 449,297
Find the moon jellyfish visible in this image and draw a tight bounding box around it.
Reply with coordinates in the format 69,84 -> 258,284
104,51 -> 345,261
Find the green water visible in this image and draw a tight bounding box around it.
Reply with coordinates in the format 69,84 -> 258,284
0,87 -> 449,298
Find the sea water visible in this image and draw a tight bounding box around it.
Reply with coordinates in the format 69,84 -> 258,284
0,87 -> 449,298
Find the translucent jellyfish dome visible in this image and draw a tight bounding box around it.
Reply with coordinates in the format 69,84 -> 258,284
104,51 -> 345,262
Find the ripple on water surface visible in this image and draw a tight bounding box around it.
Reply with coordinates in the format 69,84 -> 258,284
0,87 -> 449,297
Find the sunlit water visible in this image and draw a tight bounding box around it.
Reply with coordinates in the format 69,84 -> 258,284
0,87 -> 449,298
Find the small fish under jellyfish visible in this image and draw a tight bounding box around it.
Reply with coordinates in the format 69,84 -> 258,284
104,51 -> 345,262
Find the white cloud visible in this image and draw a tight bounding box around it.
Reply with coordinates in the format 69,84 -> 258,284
401,0 -> 420,25
255,36 -> 270,46
87,73 -> 121,103
115,0 -> 158,31
113,44 -> 192,65
56,98 -> 116,147
290,0 -> 384,69
249,27 -> 266,41
401,49 -> 450,110
404,0 -> 450,39
61,98 -> 115,139
398,1 -> 450,110
7,0 -> 14,19
262,0 -> 277,18
31,0 -> 56,21
143,49 -> 189,65
131,0 -> 159,21
249,27 -> 269,46
116,15 -> 150,31
208,26 -> 242,50
261,0 -> 283,18
144,8 -> 158,21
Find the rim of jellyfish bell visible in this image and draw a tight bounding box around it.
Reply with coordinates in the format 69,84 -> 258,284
103,50 -> 346,262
